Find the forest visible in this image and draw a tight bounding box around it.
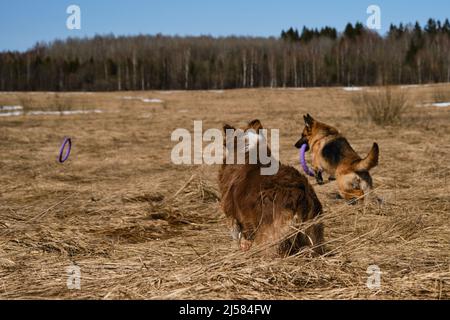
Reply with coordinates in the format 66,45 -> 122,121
0,19 -> 449,91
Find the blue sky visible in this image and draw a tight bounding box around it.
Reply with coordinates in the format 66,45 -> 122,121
1,0 -> 449,51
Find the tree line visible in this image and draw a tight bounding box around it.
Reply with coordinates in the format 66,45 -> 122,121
1,19 -> 449,91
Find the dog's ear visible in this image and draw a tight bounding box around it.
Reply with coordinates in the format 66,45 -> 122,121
304,114 -> 314,129
223,124 -> 236,147
223,124 -> 235,133
248,119 -> 263,131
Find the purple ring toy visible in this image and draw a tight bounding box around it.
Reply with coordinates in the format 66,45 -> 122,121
300,144 -> 315,177
59,137 -> 72,163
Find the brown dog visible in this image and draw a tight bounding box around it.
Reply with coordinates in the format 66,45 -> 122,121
218,119 -> 325,256
294,114 -> 379,203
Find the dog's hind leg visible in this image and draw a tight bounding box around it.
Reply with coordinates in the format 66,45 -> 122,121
337,177 -> 364,204
355,171 -> 380,204
359,173 -> 383,205
306,223 -> 325,255
311,156 -> 325,185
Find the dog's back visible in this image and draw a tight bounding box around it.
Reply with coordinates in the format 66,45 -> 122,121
320,134 -> 379,202
320,135 -> 379,173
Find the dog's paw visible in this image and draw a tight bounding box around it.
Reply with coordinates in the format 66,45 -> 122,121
239,239 -> 253,252
332,193 -> 343,200
315,176 -> 324,185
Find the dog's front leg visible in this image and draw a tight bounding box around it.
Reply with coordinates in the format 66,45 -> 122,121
311,156 -> 324,185
229,218 -> 242,241
314,169 -> 324,185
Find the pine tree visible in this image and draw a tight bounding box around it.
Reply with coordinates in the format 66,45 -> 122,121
425,18 -> 437,35
344,23 -> 355,39
443,19 -> 450,36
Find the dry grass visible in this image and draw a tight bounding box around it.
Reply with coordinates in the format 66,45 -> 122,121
352,87 -> 411,125
17,93 -> 75,112
432,87 -> 450,103
0,87 -> 449,300
1,93 -> 110,114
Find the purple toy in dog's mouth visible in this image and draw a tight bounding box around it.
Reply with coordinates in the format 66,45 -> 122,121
300,144 -> 314,177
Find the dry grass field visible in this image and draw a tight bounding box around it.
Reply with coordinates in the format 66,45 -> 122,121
0,85 -> 449,299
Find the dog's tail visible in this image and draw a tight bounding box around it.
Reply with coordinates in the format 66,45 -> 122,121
353,143 -> 379,171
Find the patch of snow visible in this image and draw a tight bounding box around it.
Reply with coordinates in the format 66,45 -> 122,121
273,87 -> 306,91
65,92 -> 93,95
343,87 -> 363,91
401,85 -> 419,89
419,102 -> 450,108
141,98 -> 163,103
0,105 -> 23,111
431,102 -> 450,107
121,96 -> 164,103
0,109 -> 103,117
0,111 -> 23,117
28,109 -> 103,116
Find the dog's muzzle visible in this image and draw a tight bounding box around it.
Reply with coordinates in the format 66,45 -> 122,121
295,138 -> 309,151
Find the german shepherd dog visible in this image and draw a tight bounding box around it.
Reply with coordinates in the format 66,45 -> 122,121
295,114 -> 379,203
218,119 -> 325,256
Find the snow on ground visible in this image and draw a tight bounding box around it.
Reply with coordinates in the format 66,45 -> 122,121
28,110 -> 103,116
141,98 -> 164,103
0,111 -> 23,117
343,87 -> 363,91
65,92 -> 94,95
401,85 -> 420,89
0,109 -> 103,117
418,102 -> 450,108
429,102 -> 450,107
0,106 -> 23,111
271,87 -> 306,91
121,96 -> 164,103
